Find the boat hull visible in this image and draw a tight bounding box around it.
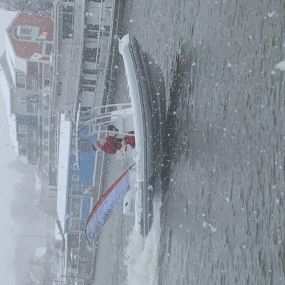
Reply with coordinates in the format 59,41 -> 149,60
119,34 -> 166,237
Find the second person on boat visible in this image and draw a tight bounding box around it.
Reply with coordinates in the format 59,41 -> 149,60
92,125 -> 135,155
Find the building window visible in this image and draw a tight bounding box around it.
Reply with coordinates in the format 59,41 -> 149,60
79,111 -> 92,120
44,79 -> 50,87
85,30 -> 110,39
18,133 -> 27,139
81,106 -> 92,112
18,125 -> 27,134
45,43 -> 53,55
19,145 -> 27,156
69,218 -> 80,231
85,24 -> 110,38
102,31 -> 110,37
62,6 -> 74,38
69,219 -> 85,232
83,48 -> 100,63
56,81 -> 62,96
86,24 -> 99,31
72,174 -> 79,181
103,25 -> 110,32
18,26 -> 33,41
82,79 -> 96,86
26,102 -> 37,114
43,64 -> 51,76
70,198 -> 81,217
83,68 -> 97,75
80,86 -> 95,92
101,26 -> 110,37
20,27 -> 32,35
43,131 -> 49,139
85,30 -> 99,39
16,72 -> 26,88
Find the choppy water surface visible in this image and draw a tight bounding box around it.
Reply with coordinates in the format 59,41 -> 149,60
94,0 -> 285,284
128,0 -> 285,284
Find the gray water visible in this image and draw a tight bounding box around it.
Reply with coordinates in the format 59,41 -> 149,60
94,0 -> 285,284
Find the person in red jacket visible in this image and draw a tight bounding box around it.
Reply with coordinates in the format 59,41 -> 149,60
92,136 -> 123,154
92,130 -> 135,155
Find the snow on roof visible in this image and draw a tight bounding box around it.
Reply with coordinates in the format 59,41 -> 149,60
34,247 -> 47,261
54,223 -> 62,241
57,114 -> 71,234
0,65 -> 18,155
0,9 -> 17,56
9,113 -> 18,155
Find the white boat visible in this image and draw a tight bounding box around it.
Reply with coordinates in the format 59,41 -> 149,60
119,34 -> 166,237
85,34 -> 166,242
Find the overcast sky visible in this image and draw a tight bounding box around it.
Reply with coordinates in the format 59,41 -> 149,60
0,90 -> 22,285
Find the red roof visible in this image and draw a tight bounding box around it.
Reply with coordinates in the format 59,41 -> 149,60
8,12 -> 54,59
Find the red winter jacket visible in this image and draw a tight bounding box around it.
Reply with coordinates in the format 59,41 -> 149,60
98,136 -> 122,154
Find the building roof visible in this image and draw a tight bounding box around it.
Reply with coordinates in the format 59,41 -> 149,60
56,114 -> 71,235
0,52 -> 15,89
7,12 -> 54,59
0,9 -> 17,56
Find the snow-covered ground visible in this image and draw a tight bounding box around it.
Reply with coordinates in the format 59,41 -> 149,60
0,67 -> 18,154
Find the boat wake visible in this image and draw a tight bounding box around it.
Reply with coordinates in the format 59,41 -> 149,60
124,196 -> 161,285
